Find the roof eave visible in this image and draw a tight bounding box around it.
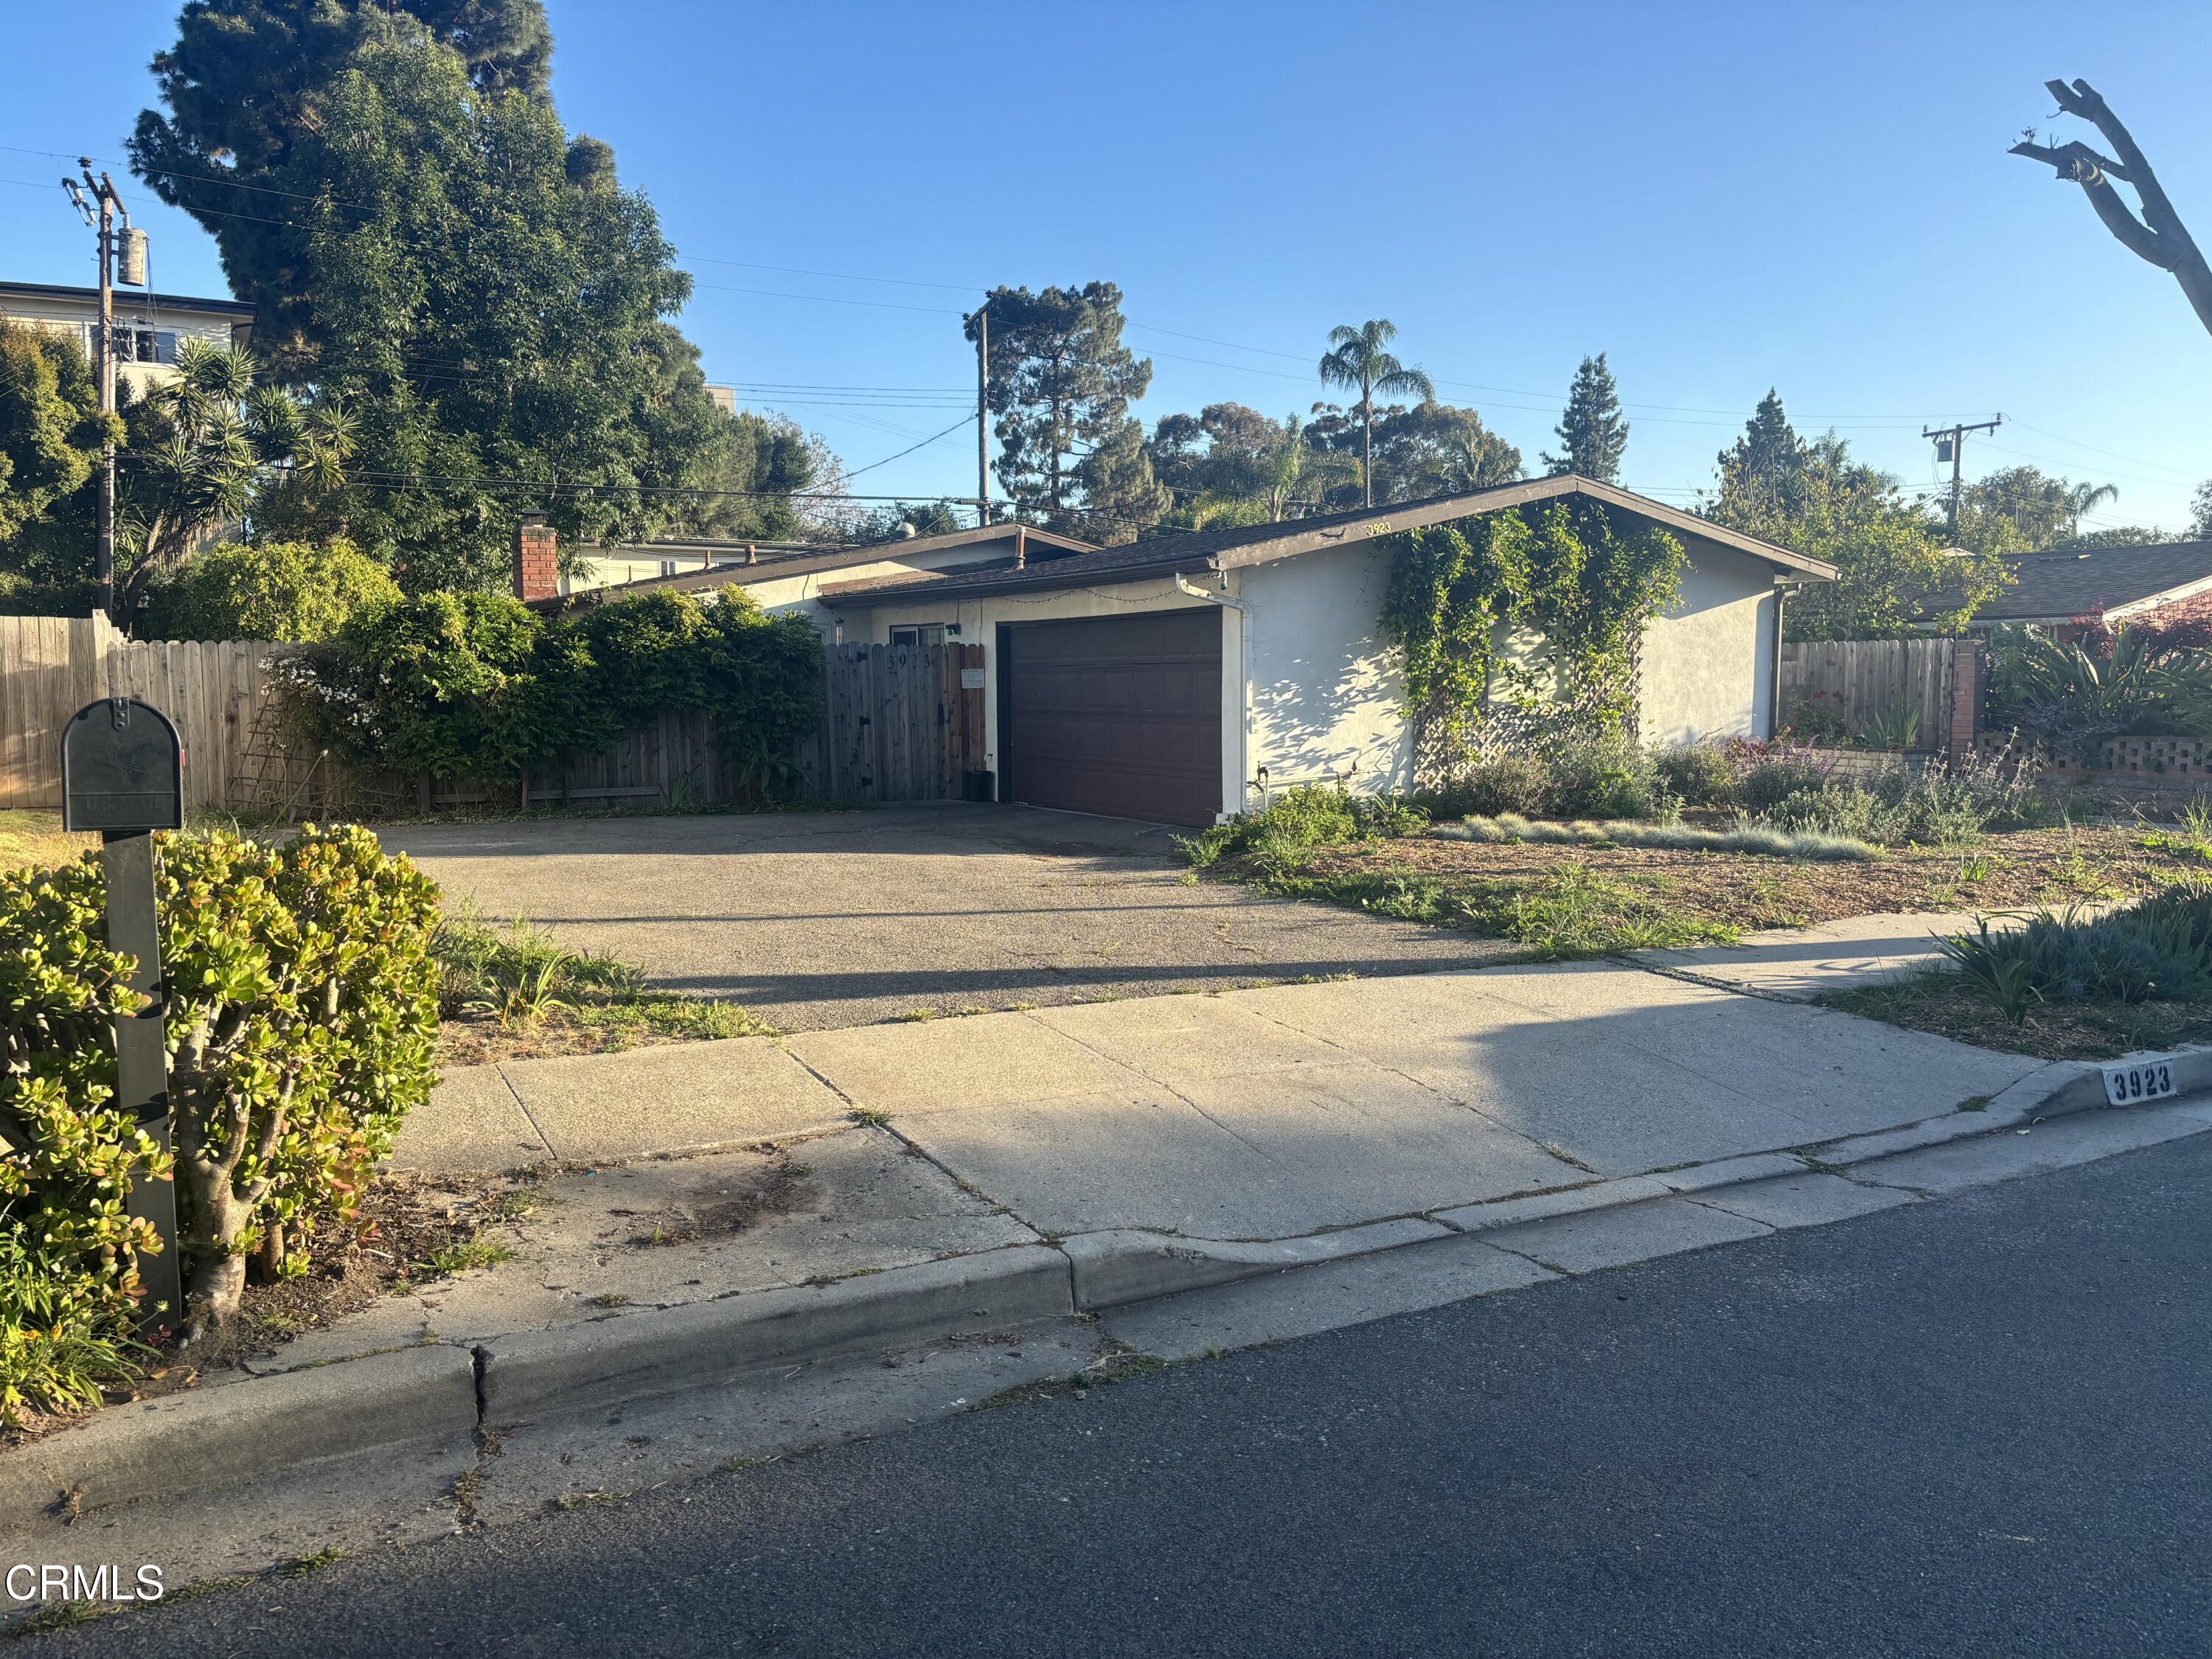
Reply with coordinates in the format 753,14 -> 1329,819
823,477 -> 1834,607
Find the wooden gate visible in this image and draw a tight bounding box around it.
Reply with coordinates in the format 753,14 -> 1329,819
815,641 -> 985,803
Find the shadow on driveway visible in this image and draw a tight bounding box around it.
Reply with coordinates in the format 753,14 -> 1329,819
383,802 -> 1521,1032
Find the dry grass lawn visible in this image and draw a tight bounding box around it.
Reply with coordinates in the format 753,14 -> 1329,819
1282,821 -> 2183,941
0,809 -> 96,872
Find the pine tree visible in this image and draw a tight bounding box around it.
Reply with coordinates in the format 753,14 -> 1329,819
967,284 -> 1155,535
1074,420 -> 1170,544
1540,354 -> 1629,483
131,1 -> 554,372
1715,390 -> 1804,505
132,12 -> 762,591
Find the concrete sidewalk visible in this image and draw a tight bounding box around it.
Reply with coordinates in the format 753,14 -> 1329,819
397,947 -> 2037,1245
1627,910 -> 1976,1001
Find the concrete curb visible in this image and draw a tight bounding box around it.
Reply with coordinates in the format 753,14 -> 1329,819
478,1244 -> 1074,1422
1062,1219 -> 1452,1312
12,1049 -> 2208,1531
0,1343 -> 477,1534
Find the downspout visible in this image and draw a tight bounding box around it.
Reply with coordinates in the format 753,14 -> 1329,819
1769,582 -> 1793,740
1175,571 -> 1250,820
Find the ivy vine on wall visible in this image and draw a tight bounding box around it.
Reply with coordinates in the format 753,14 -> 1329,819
1376,500 -> 1686,749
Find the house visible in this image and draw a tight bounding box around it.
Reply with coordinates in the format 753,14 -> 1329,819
565,538 -> 839,594
0,279 -> 256,399
810,477 -> 1834,827
526,521 -> 1099,636
1953,541 -> 2212,633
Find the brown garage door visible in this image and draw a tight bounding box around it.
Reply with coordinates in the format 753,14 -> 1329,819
1001,610 -> 1222,827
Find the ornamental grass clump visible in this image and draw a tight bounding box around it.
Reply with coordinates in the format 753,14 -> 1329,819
1936,883 -> 2212,1025
1,826 -> 440,1401
1437,813 -> 1877,862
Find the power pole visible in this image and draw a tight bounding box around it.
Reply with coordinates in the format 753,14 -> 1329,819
1922,415 -> 2003,535
63,162 -> 134,615
968,299 -> 991,528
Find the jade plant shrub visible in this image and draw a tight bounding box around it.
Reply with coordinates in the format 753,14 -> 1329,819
2,826 -> 440,1363
1,864 -> 167,1423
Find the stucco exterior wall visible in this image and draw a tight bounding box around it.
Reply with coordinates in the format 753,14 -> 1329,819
1239,543 -> 1414,800
1637,540 -> 1778,746
827,531 -> 1784,824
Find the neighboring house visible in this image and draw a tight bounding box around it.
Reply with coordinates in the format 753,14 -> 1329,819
566,538 -> 831,594
0,279 -> 255,399
1950,541 -> 2212,633
531,522 -> 1099,636
812,476 -> 1834,827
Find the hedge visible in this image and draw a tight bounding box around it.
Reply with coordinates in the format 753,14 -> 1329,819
288,585 -> 824,787
1,826 -> 440,1416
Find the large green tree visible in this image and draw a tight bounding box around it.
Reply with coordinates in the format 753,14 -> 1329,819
1540,353 -> 1629,483
1955,465 -> 2119,553
131,0 -> 553,375
966,283 -> 1158,540
133,10 -> 769,591
1317,319 -> 1435,508
1704,394 -> 2012,639
0,323 -> 119,612
0,323 -> 111,546
1306,400 -> 1520,509
4,341 -> 345,621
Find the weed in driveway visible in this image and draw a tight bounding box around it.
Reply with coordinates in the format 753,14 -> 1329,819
416,1239 -> 515,1276
434,900 -> 772,1062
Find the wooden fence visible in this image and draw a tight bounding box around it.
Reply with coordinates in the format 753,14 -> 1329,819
518,642 -> 985,809
1,617 -> 984,816
1778,639 -> 1954,751
0,613 -> 296,812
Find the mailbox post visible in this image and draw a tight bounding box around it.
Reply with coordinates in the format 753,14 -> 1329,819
61,698 -> 185,1334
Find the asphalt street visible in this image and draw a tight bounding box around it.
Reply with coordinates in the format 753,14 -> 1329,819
29,1132 -> 2212,1658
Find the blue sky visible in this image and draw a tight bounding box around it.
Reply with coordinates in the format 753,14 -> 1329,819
5,1 -> 2208,530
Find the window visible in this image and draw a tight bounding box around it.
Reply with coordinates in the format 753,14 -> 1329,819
660,560 -> 679,578
112,328 -> 178,364
888,624 -> 946,647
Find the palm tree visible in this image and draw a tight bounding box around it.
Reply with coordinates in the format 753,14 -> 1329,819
2063,479 -> 2120,535
1318,320 -> 1436,508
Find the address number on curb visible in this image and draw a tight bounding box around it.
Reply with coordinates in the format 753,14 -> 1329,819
2104,1060 -> 2179,1107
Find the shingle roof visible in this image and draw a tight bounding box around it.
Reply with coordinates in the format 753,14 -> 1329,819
540,521 -> 1095,611
817,476 -> 1832,606
1964,541 -> 2212,624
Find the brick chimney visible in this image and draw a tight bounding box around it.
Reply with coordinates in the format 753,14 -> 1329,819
512,513 -> 558,602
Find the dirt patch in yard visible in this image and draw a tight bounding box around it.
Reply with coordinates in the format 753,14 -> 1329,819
1262,823 -> 2186,949
1826,977 -> 2212,1063
3,1172 -> 524,1445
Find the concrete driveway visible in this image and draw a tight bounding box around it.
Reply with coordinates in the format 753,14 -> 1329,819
383,804 -> 1517,1033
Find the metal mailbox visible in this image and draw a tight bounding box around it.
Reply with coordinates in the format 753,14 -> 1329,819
61,697 -> 184,832
59,696 -> 187,1332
